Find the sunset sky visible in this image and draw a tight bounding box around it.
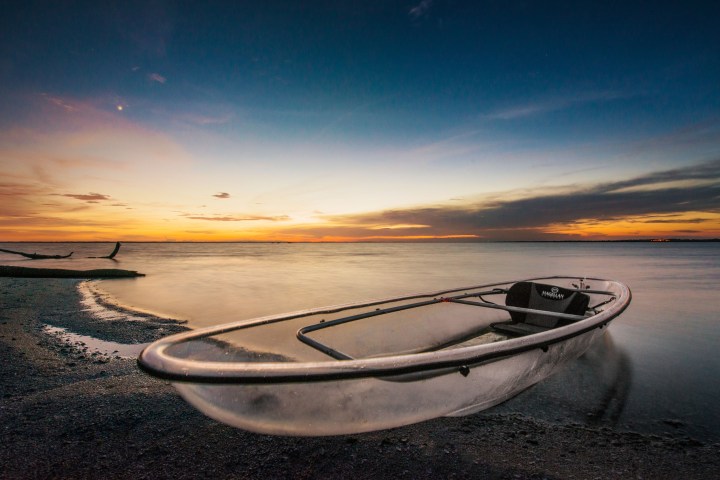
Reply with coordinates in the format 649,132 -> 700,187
2,1 -> 719,241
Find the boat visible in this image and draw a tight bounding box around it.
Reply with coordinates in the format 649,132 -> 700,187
138,275 -> 631,436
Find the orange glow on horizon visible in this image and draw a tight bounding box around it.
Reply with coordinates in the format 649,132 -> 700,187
3,213 -> 720,242
545,212 -> 720,240
2,201 -> 720,242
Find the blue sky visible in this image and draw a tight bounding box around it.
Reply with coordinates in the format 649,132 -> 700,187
1,1 -> 719,240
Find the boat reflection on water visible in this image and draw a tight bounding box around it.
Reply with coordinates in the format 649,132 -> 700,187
490,331 -> 632,429
581,334 -> 632,426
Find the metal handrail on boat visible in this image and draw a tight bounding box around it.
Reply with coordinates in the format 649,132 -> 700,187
296,288 -> 604,360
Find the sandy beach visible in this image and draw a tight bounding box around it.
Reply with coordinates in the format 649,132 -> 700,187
1,277 -> 718,480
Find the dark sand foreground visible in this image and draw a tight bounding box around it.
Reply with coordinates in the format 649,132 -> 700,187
1,278 -> 718,479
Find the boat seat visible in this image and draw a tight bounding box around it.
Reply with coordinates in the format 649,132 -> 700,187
492,282 -> 590,337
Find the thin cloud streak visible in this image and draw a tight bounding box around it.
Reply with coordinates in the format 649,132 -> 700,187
186,214 -> 290,222
636,217 -> 713,224
481,91 -> 630,121
148,73 -> 167,84
409,0 -> 433,19
180,113 -> 234,125
57,192 -> 112,202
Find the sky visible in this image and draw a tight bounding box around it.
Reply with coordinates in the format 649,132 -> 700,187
1,0 -> 719,241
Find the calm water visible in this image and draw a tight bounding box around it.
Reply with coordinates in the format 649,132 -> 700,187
2,242 -> 719,440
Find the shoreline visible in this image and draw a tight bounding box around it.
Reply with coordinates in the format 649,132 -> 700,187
1,278 -> 718,479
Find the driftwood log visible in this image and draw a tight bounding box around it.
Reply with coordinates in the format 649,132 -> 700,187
0,242 -> 122,260
88,242 -> 121,259
0,266 -> 144,278
0,248 -> 73,259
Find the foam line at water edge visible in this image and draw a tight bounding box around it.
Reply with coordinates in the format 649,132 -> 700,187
77,280 -> 187,324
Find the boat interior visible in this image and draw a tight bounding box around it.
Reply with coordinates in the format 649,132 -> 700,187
296,280 -> 616,361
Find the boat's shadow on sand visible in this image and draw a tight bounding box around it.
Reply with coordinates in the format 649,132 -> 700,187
489,332 -> 632,428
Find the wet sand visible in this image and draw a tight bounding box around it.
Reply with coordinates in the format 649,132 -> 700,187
1,278 -> 718,479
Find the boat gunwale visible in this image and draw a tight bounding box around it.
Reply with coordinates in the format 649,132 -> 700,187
137,275 -> 631,384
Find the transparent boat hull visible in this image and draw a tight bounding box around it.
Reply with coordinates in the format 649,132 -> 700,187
139,276 -> 631,436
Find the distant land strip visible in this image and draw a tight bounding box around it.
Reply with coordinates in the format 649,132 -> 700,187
0,266 -> 144,278
499,238 -> 720,243
1,238 -> 718,244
